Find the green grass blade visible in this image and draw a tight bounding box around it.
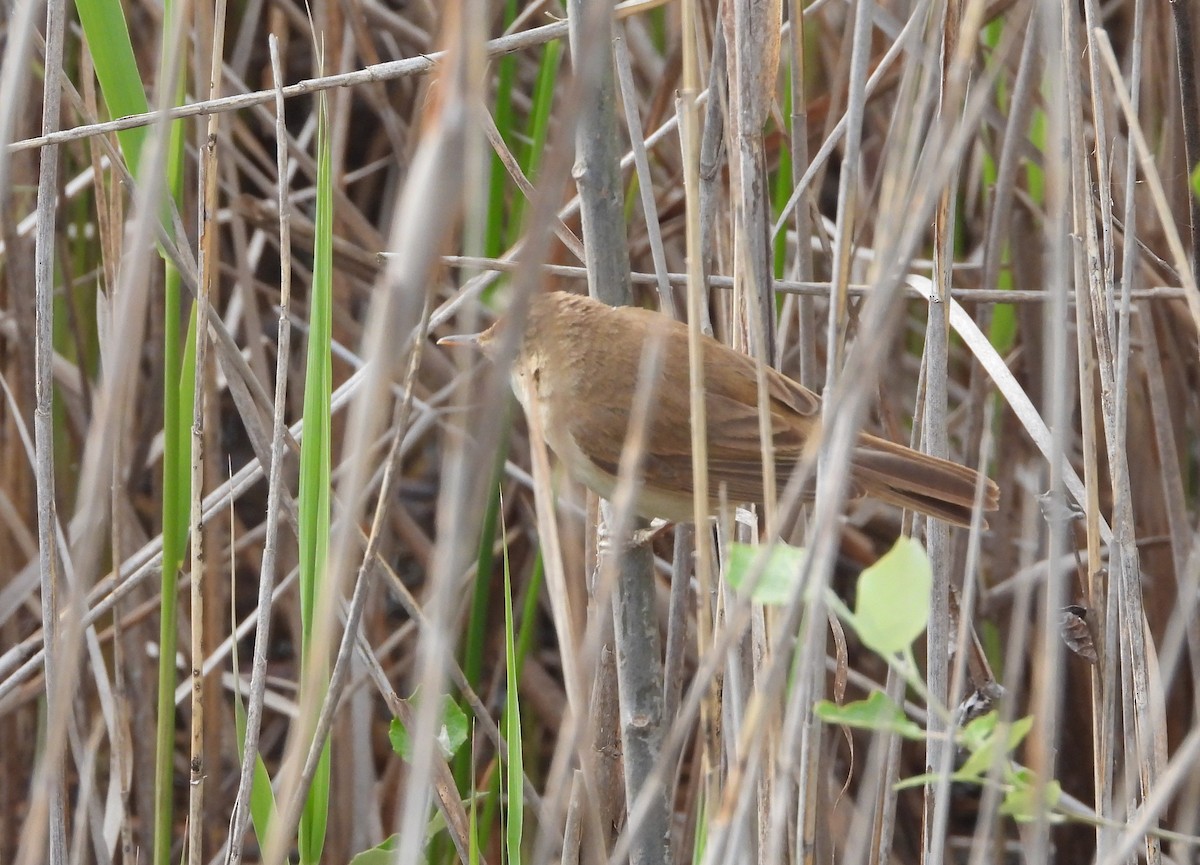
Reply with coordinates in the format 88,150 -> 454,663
456,432 -> 510,811
511,39 -> 562,235
155,288 -> 194,865
460,437 -> 509,690
70,0 -> 148,171
523,41 -> 562,179
73,0 -> 199,850
229,588 -> 283,852
296,84 -> 334,865
484,0 -> 520,258
502,505 -> 523,863
515,554 -> 543,676
155,105 -> 190,865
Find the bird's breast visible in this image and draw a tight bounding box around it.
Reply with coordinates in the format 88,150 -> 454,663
511,364 -> 623,501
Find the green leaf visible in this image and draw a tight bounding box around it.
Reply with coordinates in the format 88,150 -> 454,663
298,85 -> 335,865
1000,767 -> 1062,822
230,603 -> 282,858
893,772 -> 938,791
960,709 -> 997,746
502,507 -> 524,862
854,537 -> 932,655
390,696 -> 470,761
348,834 -> 398,865
813,691 -> 924,739
72,0 -> 149,172
725,542 -> 808,606
957,713 -> 1033,780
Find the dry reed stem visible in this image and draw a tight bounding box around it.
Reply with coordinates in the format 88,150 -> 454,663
7,1 -> 1200,862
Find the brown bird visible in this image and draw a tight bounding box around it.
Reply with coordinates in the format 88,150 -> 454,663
441,291 -> 999,527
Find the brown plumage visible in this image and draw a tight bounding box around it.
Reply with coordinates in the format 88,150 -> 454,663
443,291 -> 999,527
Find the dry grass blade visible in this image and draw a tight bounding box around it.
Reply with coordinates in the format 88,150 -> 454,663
8,1 -> 1200,863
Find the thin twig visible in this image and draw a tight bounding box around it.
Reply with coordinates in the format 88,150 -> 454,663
224,36 -> 293,865
28,0 -> 69,856
1171,0 -> 1200,284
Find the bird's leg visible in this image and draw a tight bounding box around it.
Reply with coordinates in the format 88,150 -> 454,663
629,518 -> 674,547
596,500 -> 673,554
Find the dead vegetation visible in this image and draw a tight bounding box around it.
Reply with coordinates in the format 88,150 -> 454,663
2,0 -> 1200,862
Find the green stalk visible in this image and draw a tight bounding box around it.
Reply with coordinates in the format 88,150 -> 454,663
502,525 -> 524,864
518,41 -> 563,207
71,0 -> 187,859
71,0 -> 147,169
296,85 -> 334,865
484,0 -> 520,259
230,590 -> 282,846
772,81 -> 794,284
155,92 -> 190,865
982,18 -> 1016,352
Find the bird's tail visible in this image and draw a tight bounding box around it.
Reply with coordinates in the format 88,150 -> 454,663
851,437 -> 999,528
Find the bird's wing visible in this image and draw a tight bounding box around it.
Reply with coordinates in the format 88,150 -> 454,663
564,308 -> 827,505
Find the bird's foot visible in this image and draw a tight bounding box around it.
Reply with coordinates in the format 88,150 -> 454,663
597,502 -> 674,554
629,519 -> 674,548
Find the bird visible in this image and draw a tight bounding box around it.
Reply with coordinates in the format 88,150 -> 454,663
440,291 -> 999,527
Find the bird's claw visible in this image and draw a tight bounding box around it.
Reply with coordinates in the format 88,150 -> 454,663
629,519 -> 673,547
596,503 -> 673,556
